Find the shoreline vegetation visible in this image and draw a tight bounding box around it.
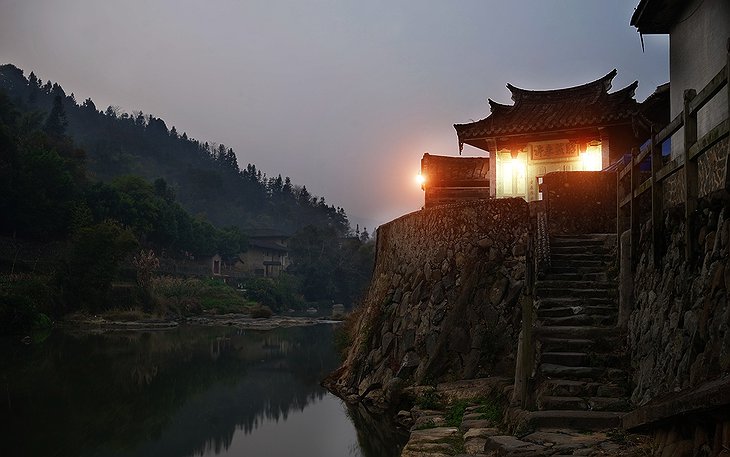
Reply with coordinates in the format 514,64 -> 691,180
0,66 -> 374,337
60,312 -> 341,333
2,270 -> 348,337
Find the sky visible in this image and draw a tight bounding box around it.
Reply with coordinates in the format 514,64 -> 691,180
0,0 -> 668,230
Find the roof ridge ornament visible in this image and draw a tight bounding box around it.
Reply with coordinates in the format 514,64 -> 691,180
454,70 -> 639,146
506,69 -> 618,104
488,98 -> 511,113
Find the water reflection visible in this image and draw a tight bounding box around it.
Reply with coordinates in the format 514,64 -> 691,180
0,324 -> 405,457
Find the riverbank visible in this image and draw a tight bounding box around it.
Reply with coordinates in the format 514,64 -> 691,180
60,312 -> 341,332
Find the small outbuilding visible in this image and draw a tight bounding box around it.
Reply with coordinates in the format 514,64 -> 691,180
420,153 -> 490,208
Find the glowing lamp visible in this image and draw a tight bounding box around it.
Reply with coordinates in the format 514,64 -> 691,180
580,144 -> 602,171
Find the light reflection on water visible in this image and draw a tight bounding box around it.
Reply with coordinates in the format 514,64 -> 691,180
0,324 -> 406,457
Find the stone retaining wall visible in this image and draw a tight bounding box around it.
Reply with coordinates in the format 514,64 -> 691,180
326,199 -> 529,410
698,137 -> 729,198
628,195 -> 730,408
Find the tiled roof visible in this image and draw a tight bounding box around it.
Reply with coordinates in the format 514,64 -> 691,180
420,154 -> 489,187
454,70 -> 640,148
249,239 -> 288,252
631,0 -> 686,34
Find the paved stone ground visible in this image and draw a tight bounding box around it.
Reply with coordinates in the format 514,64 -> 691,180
401,408 -> 651,456
399,380 -> 652,457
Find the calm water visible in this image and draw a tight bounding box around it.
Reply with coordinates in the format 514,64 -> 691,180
0,324 -> 406,457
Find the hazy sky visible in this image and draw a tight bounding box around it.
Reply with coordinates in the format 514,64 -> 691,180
0,0 -> 668,229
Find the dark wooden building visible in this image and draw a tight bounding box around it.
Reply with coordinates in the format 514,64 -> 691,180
420,153 -> 490,208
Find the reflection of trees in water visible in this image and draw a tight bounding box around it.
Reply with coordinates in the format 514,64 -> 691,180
0,325 -> 341,457
346,403 -> 409,457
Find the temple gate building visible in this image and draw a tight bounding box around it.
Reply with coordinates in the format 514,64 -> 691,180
453,70 -> 649,202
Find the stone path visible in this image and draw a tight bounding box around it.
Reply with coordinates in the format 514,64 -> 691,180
400,398 -> 648,457
526,234 -> 630,431
399,236 -> 644,456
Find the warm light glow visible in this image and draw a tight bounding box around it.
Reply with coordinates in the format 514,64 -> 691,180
498,154 -> 526,196
580,144 -> 603,171
415,173 -> 426,186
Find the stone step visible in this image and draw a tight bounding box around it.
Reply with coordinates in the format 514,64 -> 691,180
547,265 -> 607,275
536,288 -> 617,299
541,352 -> 588,367
538,337 -> 621,353
540,351 -> 624,369
550,245 -> 611,254
539,380 -> 627,398
588,396 -> 632,412
539,337 -> 594,353
537,314 -> 617,327
539,363 -> 626,382
551,234 -> 615,242
524,410 -> 623,430
483,435 -> 546,456
551,253 -> 613,263
536,280 -> 614,290
538,395 -> 586,411
537,396 -> 631,412
537,297 -> 617,308
535,325 -> 620,340
537,305 -> 617,318
543,272 -> 608,282
549,259 -> 608,268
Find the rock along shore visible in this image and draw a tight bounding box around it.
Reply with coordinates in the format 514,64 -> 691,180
60,313 -> 339,332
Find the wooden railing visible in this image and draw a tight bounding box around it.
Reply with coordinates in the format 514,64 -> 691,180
514,203 -> 548,410
618,40 -> 730,267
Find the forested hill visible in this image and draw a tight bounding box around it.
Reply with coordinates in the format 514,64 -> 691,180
0,64 -> 348,234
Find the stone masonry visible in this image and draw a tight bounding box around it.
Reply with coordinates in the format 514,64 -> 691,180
327,199 -> 529,410
629,200 -> 730,407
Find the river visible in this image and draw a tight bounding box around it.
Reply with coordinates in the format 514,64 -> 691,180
0,323 -> 407,457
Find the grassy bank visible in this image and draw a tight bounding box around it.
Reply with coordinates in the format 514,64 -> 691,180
151,276 -> 256,315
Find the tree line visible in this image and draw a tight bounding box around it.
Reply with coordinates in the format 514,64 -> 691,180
0,64 -> 349,234
0,64 -> 375,330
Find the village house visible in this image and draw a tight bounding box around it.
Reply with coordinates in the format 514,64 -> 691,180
631,0 -> 729,163
237,231 -> 290,278
452,70 -> 651,202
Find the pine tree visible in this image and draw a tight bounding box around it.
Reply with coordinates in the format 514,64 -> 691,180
44,95 -> 68,137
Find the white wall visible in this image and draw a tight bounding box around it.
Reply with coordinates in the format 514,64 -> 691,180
669,0 -> 730,158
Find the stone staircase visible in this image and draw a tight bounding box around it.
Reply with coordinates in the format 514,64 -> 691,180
529,233 -> 629,430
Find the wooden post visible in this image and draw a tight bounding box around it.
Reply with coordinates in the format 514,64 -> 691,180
651,127 -> 664,266
515,236 -> 535,410
683,89 -> 698,263
617,169 -> 623,248
726,39 -> 730,189
630,147 -> 640,270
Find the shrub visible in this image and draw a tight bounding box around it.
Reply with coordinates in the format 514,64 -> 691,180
334,301 -> 366,358
0,292 -> 52,334
249,305 -> 273,319
416,389 -> 443,410
0,274 -> 57,316
475,396 -> 504,422
58,220 -> 138,312
241,275 -> 304,312
151,276 -> 251,315
444,400 -> 468,427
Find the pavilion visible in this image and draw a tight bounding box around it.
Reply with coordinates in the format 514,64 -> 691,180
453,70 -> 649,201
